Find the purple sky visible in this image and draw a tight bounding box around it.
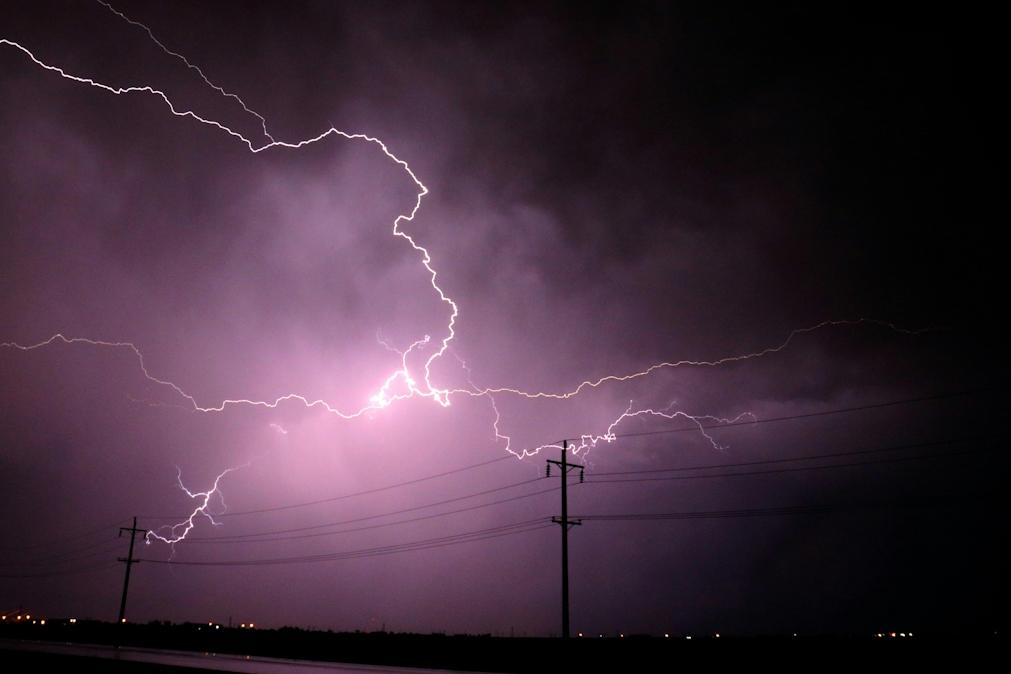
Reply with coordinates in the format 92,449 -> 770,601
1,2 -> 999,636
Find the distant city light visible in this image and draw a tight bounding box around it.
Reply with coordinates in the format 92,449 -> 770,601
40,619 -> 46,625
664,633 -> 670,638
686,636 -> 692,640
70,618 -> 77,624
577,632 -> 583,637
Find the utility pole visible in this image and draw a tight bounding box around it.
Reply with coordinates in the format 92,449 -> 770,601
547,439 -> 583,639
117,517 -> 147,626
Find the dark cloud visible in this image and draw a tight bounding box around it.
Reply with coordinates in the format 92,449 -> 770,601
1,1 -> 1000,636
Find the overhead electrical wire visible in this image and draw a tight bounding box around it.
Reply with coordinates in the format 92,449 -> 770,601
561,388 -> 991,443
179,436 -> 988,544
585,441 -> 994,485
136,492 -> 993,568
189,483 -> 568,545
139,519 -> 554,567
0,518 -> 128,553
139,388 -> 988,522
1,390 -> 993,574
0,560 -> 120,579
587,437 -> 981,476
177,477 -> 549,541
141,454 -> 516,521
570,495 -> 994,522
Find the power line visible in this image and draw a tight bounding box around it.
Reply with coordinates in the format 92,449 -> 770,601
141,389 -> 988,522
586,450 -> 992,485
585,439 -> 993,484
136,492 -> 992,569
0,391 -> 991,566
141,454 -> 516,521
15,392 -> 982,574
0,518 -> 128,553
154,441 -> 976,546
565,388 -> 991,443
177,440 -> 985,547
168,436 -> 988,544
588,437 -> 980,476
0,537 -> 122,566
0,561 -> 120,579
0,542 -> 122,570
139,519 -> 553,567
570,496 -> 992,521
187,483 -> 568,545
170,477 -> 546,542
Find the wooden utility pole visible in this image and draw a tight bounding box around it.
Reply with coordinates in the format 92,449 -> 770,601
117,517 -> 147,626
547,439 -> 583,639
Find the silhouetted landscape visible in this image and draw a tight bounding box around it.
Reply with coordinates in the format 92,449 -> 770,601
2,618 -> 1006,672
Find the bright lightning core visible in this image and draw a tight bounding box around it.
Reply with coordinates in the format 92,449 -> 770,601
0,4 -> 923,546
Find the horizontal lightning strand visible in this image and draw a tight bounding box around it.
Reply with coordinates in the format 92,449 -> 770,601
568,388 -> 990,444
139,389 -> 985,523
95,0 -> 275,143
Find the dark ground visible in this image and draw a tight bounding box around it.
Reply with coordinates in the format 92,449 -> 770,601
1,620 -> 1003,672
1,649 -> 219,673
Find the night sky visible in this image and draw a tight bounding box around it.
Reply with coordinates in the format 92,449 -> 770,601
1,1 -> 1001,637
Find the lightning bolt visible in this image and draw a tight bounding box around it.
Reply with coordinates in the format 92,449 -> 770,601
94,0 -> 275,144
455,318 -> 926,401
0,6 -> 927,545
0,33 -> 447,419
145,466 -> 246,550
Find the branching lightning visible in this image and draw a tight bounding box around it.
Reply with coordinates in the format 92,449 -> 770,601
95,0 -> 275,145
0,4 -> 925,545
145,466 -> 246,549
